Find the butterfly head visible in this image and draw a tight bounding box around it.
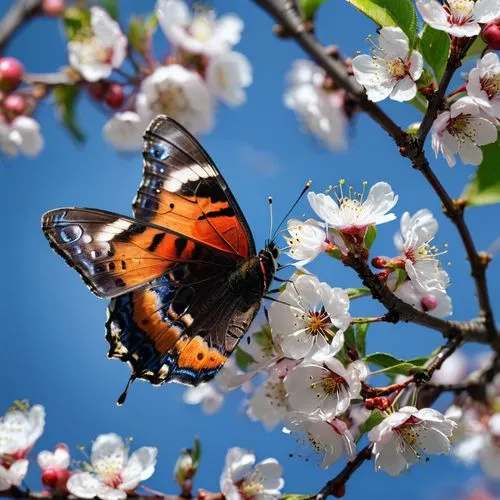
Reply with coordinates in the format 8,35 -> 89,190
258,240 -> 280,290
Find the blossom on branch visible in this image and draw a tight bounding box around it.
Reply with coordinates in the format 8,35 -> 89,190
285,218 -> 329,266
220,447 -> 284,500
284,59 -> 347,151
156,0 -> 243,57
352,27 -> 423,102
68,7 -> 127,82
268,274 -> 350,360
285,412 -> 356,469
0,116 -> 44,157
103,112 -> 147,152
466,52 -> 500,119
431,97 -> 498,166
284,356 -> 366,417
67,433 -> 157,500
369,406 -> 456,476
0,403 -> 45,490
416,0 -> 500,37
38,444 -> 71,494
136,64 -> 215,135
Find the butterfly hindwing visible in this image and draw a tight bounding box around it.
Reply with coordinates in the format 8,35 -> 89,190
42,208 -> 235,298
134,115 -> 255,259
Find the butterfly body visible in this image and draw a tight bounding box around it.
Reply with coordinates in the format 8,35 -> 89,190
42,116 -> 278,393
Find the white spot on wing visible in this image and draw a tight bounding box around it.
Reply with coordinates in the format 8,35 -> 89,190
96,219 -> 133,242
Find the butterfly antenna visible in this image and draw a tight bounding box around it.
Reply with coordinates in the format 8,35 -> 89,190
117,375 -> 136,406
271,180 -> 312,241
268,196 -> 273,243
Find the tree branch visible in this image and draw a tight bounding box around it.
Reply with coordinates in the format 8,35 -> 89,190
312,445 -> 373,499
0,0 -> 42,52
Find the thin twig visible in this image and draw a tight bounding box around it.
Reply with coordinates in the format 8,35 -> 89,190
0,0 -> 42,52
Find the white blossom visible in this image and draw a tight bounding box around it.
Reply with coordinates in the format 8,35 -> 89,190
416,0 -> 500,37
285,412 -> 356,469
0,404 -> 45,491
431,97 -> 498,167
352,27 -> 423,102
183,383 -> 224,415
269,274 -> 350,360
394,209 -> 448,293
394,279 -> 452,317
479,414 -> 500,479
206,52 -> 252,107
247,375 -> 289,431
136,65 -> 214,135
156,0 -> 243,56
103,112 -> 147,152
467,52 -> 500,119
67,433 -> 157,500
284,59 -> 347,151
0,116 -> 44,157
220,447 -> 284,500
37,444 -> 71,471
285,218 -> 329,266
284,357 -> 365,417
369,406 -> 456,476
430,351 -> 468,385
308,181 -> 398,235
68,7 -> 127,82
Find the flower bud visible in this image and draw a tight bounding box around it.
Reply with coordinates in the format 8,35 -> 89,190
104,83 -> 125,109
42,0 -> 65,16
0,58 -> 24,91
41,467 -> 58,488
4,93 -> 27,114
88,81 -> 108,101
371,256 -> 388,269
482,19 -> 500,50
421,294 -> 438,312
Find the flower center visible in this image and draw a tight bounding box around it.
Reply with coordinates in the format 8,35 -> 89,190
388,59 -> 408,79
240,479 -> 265,499
445,0 -> 474,24
190,14 -> 215,42
447,114 -> 473,136
94,456 -> 124,484
320,373 -> 347,395
480,73 -> 500,100
306,310 -> 331,335
154,84 -> 188,116
395,415 -> 424,446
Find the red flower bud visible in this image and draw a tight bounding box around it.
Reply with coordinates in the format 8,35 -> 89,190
371,256 -> 388,269
41,468 -> 58,488
42,0 -> 65,16
88,81 -> 108,101
0,58 -> 24,91
375,270 -> 390,282
104,83 -> 125,109
4,93 -> 27,114
482,19 -> 500,50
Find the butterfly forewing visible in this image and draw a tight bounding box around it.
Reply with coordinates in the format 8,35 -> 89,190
134,116 -> 255,259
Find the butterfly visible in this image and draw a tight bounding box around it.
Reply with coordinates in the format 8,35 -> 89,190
42,115 -> 281,404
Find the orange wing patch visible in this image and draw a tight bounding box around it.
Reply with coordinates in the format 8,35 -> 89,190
174,336 -> 227,373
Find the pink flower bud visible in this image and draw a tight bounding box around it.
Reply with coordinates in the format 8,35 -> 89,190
88,81 -> 108,101
371,256 -> 388,269
0,58 -> 24,90
104,83 -> 125,109
41,468 -> 58,488
482,19 -> 500,50
4,93 -> 27,114
421,294 -> 438,312
42,0 -> 65,16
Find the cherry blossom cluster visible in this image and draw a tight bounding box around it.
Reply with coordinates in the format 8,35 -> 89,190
0,401 -> 284,500
0,0 -> 252,157
184,180 -> 464,477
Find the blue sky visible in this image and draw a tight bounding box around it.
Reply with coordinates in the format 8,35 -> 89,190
0,0 -> 499,498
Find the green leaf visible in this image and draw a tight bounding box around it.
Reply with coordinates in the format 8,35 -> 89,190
253,324 -> 273,348
191,436 -> 201,469
464,36 -> 487,60
420,24 -> 451,81
235,347 -> 255,371
300,0 -> 328,19
357,410 -> 384,441
364,352 -> 428,375
365,225 -> 377,250
63,7 -> 91,40
344,326 -> 356,350
347,0 -> 418,46
462,142 -> 500,206
53,85 -> 85,143
346,287 -> 371,299
355,323 -> 369,358
95,0 -> 119,19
